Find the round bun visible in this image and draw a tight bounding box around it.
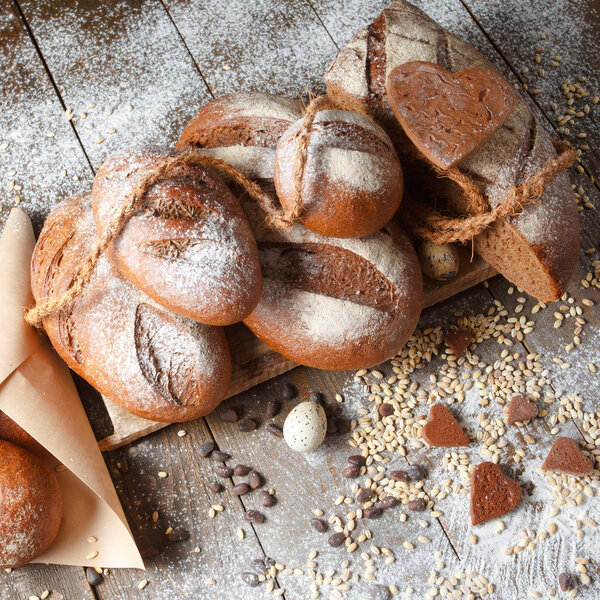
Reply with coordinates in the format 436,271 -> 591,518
177,93 -> 302,180
0,440 -> 62,568
242,201 -> 422,370
92,146 -> 262,326
0,411 -> 49,457
31,194 -> 232,422
274,109 -> 403,238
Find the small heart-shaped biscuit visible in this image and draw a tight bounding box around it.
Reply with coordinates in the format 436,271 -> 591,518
422,404 -> 469,447
443,328 -> 473,357
507,395 -> 539,425
387,61 -> 516,169
471,462 -> 521,525
542,437 -> 593,475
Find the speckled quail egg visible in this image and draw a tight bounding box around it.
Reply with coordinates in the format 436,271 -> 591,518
417,240 -> 460,281
283,401 -> 327,452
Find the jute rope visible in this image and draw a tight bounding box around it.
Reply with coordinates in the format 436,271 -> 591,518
400,139 -> 577,245
24,151 -> 283,328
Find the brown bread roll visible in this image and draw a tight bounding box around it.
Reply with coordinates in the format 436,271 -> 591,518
177,93 -> 303,180
0,411 -> 49,457
242,201 -> 422,370
31,194 -> 232,422
324,0 -> 579,303
92,147 -> 262,326
274,109 -> 403,238
0,440 -> 62,568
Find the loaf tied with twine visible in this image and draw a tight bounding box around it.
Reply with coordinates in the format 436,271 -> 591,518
401,139 -> 577,245
24,152 -> 282,329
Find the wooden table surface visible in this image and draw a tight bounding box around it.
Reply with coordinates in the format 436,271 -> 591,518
1,1 -> 599,599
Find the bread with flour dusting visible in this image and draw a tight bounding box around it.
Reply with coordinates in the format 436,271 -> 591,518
177,93 -> 302,180
92,147 -> 262,326
31,194 -> 232,422
324,0 -> 579,302
242,200 -> 422,370
274,109 -> 403,238
0,440 -> 62,568
0,411 -> 49,457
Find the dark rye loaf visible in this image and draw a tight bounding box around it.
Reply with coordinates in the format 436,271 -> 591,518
324,0 -> 579,303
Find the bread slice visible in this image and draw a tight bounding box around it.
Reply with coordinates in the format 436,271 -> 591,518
324,0 -> 579,303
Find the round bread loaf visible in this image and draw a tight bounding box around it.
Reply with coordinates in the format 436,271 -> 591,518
242,201 -> 422,370
92,147 -> 262,326
177,93 -> 303,180
31,194 -> 232,422
0,411 -> 49,457
273,109 -> 403,238
0,440 -> 62,568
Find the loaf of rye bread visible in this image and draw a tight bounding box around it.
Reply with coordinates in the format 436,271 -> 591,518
31,194 -> 232,422
0,411 -> 49,457
324,0 -> 579,303
242,199 -> 422,370
177,93 -> 303,180
92,147 -> 262,326
0,440 -> 62,568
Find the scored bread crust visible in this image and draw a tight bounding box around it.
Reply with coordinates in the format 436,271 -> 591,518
324,0 -> 579,303
0,440 -> 62,568
31,194 -> 232,423
92,147 -> 262,326
242,199 -> 422,370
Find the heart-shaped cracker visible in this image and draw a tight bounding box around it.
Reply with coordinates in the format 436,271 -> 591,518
422,404 -> 469,447
542,437 -> 593,475
471,462 -> 521,525
507,395 -> 539,425
387,61 -> 516,169
443,328 -> 473,357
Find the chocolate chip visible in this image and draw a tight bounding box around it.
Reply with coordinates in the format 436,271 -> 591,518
369,584 -> 390,600
336,418 -> 350,434
167,527 -> 190,542
140,545 -> 161,558
197,441 -> 215,457
239,418 -> 256,432
356,488 -> 374,503
115,457 -> 129,474
326,419 -> 338,434
408,498 -> 426,512
231,483 -> 251,496
259,489 -> 276,507
250,558 -> 266,574
378,403 -> 394,417
328,532 -> 345,547
281,381 -> 297,400
241,572 -> 260,587
233,464 -> 251,476
267,423 -> 283,438
220,408 -> 238,422
247,470 -> 262,489
310,518 -> 328,533
211,450 -> 231,462
266,400 -> 281,418
86,567 -> 103,586
206,481 -> 223,493
377,496 -> 399,509
348,455 -> 366,467
214,464 -> 233,478
308,390 -> 323,403
407,464 -> 426,480
390,470 -> 410,482
559,572 -> 572,592
342,465 -> 360,479
364,506 -> 383,519
244,510 -> 265,524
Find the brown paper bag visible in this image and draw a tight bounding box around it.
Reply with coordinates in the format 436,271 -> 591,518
0,207 -> 143,569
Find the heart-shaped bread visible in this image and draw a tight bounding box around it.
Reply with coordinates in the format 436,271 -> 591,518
443,328 -> 473,357
387,61 -> 516,169
471,462 -> 521,525
507,395 -> 539,425
421,404 -> 469,447
542,437 -> 593,475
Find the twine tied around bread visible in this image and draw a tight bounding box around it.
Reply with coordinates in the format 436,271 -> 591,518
401,139 -> 577,245
24,152 -> 284,328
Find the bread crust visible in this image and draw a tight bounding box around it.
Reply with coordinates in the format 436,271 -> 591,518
92,147 -> 262,326
324,0 -> 579,302
31,195 -> 232,422
0,440 -> 62,568
0,411 -> 49,457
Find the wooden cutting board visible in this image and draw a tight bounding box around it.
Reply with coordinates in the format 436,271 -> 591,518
98,249 -> 496,450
